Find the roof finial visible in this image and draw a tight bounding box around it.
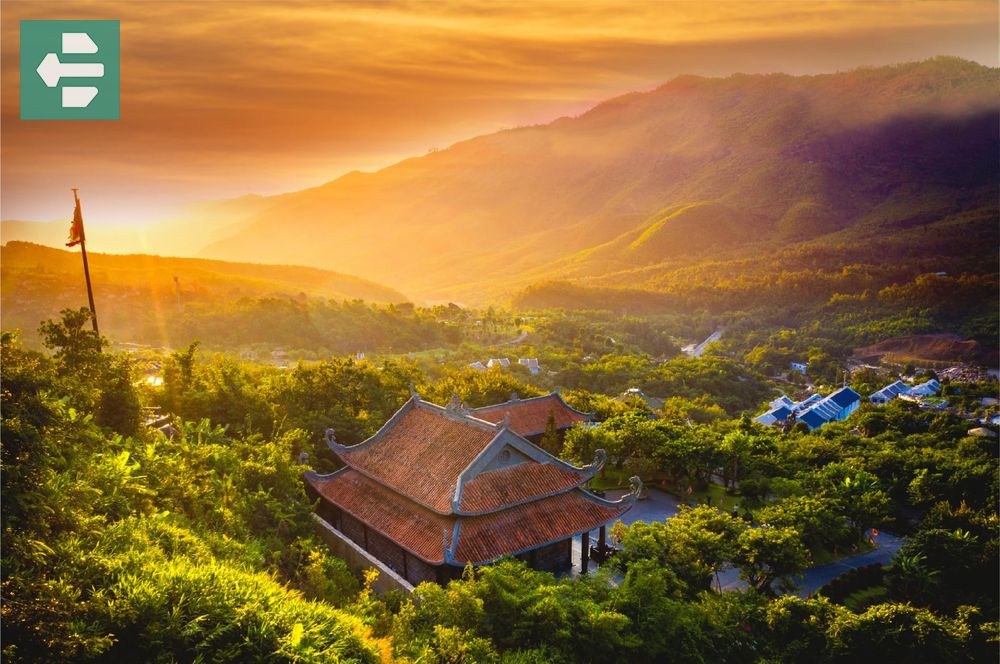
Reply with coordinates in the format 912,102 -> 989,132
325,428 -> 337,445
297,451 -> 309,465
628,476 -> 643,500
445,394 -> 470,417
409,383 -> 421,400
497,410 -> 512,431
586,448 -> 607,473
510,391 -> 519,402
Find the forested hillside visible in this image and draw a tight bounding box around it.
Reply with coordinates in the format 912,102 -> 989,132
2,310 -> 996,662
1,242 -> 415,350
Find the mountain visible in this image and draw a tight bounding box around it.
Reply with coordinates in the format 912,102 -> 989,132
1,241 -> 407,346
189,58 -> 998,304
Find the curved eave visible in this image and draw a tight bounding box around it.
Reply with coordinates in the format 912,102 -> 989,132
305,469 -> 448,566
445,488 -> 638,566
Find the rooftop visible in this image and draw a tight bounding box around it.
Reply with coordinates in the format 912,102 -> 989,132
471,392 -> 590,437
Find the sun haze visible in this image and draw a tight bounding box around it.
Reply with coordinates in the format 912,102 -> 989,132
1,0 -> 996,226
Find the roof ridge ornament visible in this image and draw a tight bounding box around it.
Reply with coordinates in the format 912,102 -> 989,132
510,391 -> 519,402
325,428 -> 337,446
628,475 -> 643,501
445,393 -> 471,418
409,383 -> 421,400
583,448 -> 607,474
496,410 -> 512,431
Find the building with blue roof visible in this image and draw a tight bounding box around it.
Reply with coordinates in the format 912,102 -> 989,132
792,387 -> 862,430
869,380 -> 909,405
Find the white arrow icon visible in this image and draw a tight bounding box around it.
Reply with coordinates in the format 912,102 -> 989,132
36,52 -> 104,88
36,32 -> 105,109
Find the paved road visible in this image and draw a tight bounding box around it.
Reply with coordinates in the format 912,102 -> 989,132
684,327 -> 724,358
570,487 -> 682,576
717,531 -> 903,596
568,485 -> 904,596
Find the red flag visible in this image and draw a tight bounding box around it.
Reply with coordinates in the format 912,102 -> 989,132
66,196 -> 84,247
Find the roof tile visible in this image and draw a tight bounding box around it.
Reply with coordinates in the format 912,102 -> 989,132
471,394 -> 589,437
459,462 -> 584,513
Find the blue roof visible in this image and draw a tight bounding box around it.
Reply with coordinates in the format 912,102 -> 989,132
828,387 -> 861,408
798,410 -> 827,430
796,393 -> 824,409
771,406 -> 792,420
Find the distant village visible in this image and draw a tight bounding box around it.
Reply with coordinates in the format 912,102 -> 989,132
752,361 -> 997,436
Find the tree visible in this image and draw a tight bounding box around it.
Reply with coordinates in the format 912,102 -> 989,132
755,495 -> 849,552
613,506 -> 745,595
38,307 -> 105,374
733,526 -> 809,595
538,412 -> 561,455
95,355 -> 142,436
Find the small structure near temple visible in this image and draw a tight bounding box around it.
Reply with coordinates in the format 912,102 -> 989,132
469,392 -> 591,445
305,391 -> 637,587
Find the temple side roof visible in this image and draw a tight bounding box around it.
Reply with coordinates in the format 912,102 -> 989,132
458,462 -> 586,514
470,392 -> 590,437
306,468 -> 635,566
309,469 -> 451,563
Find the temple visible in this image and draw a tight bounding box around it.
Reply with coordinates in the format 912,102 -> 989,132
469,392 -> 592,445
305,391 -> 638,586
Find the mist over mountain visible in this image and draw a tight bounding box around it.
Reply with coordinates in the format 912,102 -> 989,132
188,58 -> 997,304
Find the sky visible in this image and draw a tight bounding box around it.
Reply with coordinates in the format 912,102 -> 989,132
1,0 -> 997,225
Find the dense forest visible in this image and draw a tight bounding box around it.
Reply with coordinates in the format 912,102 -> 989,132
2,306 -> 996,662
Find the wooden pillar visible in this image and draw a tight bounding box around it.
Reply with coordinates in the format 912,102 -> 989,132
598,525 -> 607,561
580,531 -> 590,573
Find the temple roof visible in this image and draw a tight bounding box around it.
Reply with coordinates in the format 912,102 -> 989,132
470,392 -> 590,437
326,395 -> 603,515
307,467 -> 636,565
457,462 -> 585,514
331,400 -> 497,513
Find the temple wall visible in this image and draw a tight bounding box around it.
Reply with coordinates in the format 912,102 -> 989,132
405,552 -> 440,586
531,538 -> 572,573
366,527 -> 407,575
311,514 -> 414,595
341,512 -> 367,547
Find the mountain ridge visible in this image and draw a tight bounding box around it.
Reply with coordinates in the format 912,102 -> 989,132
189,57 -> 997,303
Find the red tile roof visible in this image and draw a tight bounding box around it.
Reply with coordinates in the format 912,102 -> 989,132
454,489 -> 630,564
458,462 -> 585,513
471,394 -> 589,437
336,404 -> 498,513
311,469 -> 452,563
307,469 -> 630,566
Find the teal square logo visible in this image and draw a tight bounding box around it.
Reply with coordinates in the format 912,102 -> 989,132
20,20 -> 120,120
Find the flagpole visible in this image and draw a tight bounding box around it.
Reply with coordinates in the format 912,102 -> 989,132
72,188 -> 100,336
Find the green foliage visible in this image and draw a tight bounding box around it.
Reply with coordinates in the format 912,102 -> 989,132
733,526 -> 810,596
4,303 -> 998,662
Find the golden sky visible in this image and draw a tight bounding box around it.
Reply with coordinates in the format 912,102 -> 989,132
1,0 -> 997,225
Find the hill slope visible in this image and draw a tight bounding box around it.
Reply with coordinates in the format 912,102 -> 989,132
191,58 -> 998,303
1,241 -> 407,346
